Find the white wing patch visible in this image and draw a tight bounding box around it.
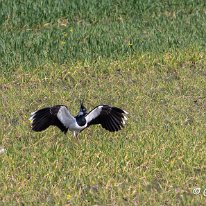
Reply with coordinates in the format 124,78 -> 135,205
123,110 -> 128,115
29,111 -> 36,122
57,106 -> 75,128
85,106 -> 103,123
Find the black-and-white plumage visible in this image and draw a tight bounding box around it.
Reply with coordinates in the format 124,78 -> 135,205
30,102 -> 128,137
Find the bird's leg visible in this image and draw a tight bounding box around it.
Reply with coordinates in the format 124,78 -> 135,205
73,131 -> 80,142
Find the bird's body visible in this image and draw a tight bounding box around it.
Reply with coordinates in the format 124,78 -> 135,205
30,103 -> 128,137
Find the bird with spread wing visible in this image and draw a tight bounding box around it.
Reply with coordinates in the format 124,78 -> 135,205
30,102 -> 128,137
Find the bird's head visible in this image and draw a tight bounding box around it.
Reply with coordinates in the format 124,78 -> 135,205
77,100 -> 87,116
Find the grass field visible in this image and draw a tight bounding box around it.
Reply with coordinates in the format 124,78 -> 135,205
1,1 -> 206,205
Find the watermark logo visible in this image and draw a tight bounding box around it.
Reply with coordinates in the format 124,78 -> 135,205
193,188 -> 201,195
193,187 -> 206,196
203,189 -> 206,197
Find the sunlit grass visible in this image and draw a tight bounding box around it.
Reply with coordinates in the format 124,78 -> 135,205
1,1 -> 206,205
1,50 -> 206,205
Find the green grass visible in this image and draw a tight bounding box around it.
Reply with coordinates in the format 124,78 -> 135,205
1,51 -> 206,205
1,0 -> 206,71
1,1 -> 206,205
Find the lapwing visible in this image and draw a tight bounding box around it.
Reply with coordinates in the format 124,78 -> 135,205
30,102 -> 128,137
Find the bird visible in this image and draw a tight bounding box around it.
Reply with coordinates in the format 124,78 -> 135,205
29,101 -> 128,137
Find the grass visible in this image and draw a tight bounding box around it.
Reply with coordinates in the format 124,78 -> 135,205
1,51 -> 206,205
1,0 -> 206,71
1,0 -> 206,205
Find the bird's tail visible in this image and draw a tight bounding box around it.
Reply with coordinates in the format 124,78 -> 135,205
29,107 -> 53,132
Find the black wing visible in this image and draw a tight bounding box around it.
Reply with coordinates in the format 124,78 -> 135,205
29,105 -> 74,134
85,105 -> 128,132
